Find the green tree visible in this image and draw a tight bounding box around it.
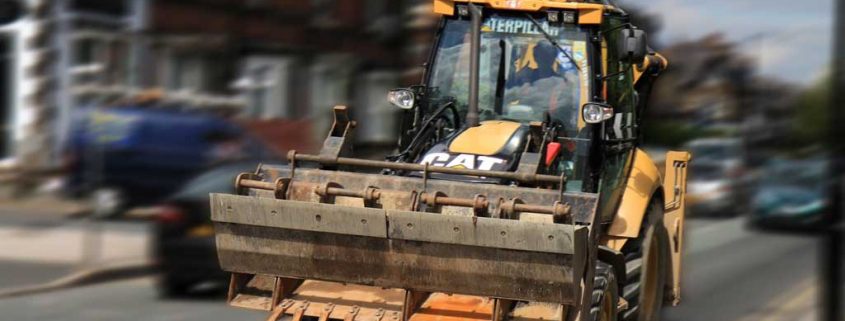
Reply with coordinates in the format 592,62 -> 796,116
791,76 -> 830,145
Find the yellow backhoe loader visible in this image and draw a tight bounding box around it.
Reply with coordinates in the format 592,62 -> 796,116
210,1 -> 691,321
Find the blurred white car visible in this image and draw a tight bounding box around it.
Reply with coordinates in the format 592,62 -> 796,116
683,138 -> 750,217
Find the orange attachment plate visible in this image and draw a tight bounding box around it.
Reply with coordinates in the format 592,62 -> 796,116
409,293 -> 494,321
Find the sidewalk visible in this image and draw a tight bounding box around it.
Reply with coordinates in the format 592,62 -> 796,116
0,196 -> 152,296
0,195 -> 90,219
0,219 -> 151,265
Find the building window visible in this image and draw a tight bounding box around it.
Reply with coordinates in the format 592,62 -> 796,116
311,0 -> 337,26
71,0 -> 127,16
169,55 -> 205,91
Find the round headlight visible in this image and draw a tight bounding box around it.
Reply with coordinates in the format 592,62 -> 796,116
582,103 -> 614,124
387,89 -> 415,110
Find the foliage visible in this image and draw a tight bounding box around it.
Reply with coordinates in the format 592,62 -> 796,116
790,77 -> 830,144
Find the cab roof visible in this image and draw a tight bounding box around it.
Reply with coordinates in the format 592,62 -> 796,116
433,0 -> 616,25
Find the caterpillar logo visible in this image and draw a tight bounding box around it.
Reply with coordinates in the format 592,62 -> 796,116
482,16 -> 560,36
420,153 -> 506,171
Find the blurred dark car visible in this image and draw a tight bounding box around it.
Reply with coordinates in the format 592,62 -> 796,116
64,106 -> 274,216
153,160 -> 266,297
749,158 -> 829,229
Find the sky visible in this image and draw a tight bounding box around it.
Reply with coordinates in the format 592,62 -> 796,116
618,0 -> 834,86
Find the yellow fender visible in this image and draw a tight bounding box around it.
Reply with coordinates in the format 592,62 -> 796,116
605,149 -> 663,243
601,149 -> 691,306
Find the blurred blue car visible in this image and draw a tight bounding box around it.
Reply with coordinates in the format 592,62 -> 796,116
750,158 -> 828,227
64,106 -> 275,216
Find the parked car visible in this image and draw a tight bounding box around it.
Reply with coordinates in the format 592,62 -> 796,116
686,161 -> 743,216
153,160 -> 269,297
683,138 -> 751,217
683,137 -> 744,167
749,158 -> 829,230
64,106 -> 274,216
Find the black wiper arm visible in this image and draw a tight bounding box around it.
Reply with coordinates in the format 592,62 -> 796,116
494,39 -> 506,115
524,14 -> 580,72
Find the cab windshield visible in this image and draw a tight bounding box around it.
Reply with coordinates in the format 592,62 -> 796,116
428,13 -> 591,137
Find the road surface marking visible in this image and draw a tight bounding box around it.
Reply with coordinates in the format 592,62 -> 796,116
736,277 -> 816,321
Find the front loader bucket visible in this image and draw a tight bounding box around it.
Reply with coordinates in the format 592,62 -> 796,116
211,163 -> 599,316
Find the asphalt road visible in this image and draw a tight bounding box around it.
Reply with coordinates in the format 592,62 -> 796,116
664,217 -> 818,321
0,216 -> 822,321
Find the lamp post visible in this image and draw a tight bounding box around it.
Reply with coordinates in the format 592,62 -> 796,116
822,1 -> 845,321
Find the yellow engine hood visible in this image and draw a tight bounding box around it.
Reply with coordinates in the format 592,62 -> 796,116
448,121 -> 522,156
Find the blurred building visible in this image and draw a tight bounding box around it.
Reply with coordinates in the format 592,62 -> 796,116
0,0 -> 440,173
650,34 -> 754,127
641,32 -> 802,165
742,78 -> 796,147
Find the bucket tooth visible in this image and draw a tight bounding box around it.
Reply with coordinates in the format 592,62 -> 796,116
227,273 -> 304,312
290,304 -> 307,321
344,306 -> 360,321
267,305 -> 288,321
318,303 -> 335,321
262,281 -> 405,321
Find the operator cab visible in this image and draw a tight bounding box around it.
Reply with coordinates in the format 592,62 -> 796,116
387,2 -> 652,194
429,12 -> 590,132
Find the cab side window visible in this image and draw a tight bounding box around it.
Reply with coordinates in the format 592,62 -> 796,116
603,19 -> 637,141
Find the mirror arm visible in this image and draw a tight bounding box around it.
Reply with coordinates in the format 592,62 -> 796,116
598,64 -> 634,81
597,22 -> 633,40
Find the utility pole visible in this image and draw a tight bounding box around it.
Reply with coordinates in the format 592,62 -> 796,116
822,0 -> 845,320
128,0 -> 149,88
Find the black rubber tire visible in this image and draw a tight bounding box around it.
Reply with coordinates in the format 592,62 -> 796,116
621,198 -> 667,321
590,262 -> 619,321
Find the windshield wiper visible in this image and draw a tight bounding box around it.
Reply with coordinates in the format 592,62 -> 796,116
524,14 -> 580,72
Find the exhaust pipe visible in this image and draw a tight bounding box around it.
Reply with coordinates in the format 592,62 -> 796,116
467,3 -> 481,127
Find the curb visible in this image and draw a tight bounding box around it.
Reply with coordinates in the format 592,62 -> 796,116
0,261 -> 156,299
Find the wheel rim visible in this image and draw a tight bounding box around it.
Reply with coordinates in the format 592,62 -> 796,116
640,233 -> 661,320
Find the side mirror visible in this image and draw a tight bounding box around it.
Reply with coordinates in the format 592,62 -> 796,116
616,28 -> 647,64
387,89 -> 416,110
582,102 -> 614,124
